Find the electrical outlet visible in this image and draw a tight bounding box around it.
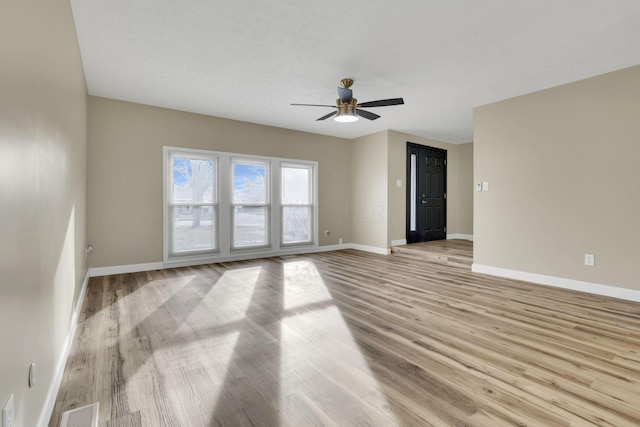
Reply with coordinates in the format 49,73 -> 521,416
3,393 -> 15,427
584,254 -> 595,267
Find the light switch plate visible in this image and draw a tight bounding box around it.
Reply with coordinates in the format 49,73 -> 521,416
482,181 -> 489,191
396,179 -> 402,187
3,393 -> 15,427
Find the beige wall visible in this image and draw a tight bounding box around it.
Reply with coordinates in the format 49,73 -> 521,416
387,131 -> 473,246
0,0 -> 87,425
88,97 -> 352,267
456,142 -> 474,236
351,131 -> 389,249
474,65 -> 640,290
89,101 -> 474,262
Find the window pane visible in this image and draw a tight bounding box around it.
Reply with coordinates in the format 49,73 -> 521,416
282,166 -> 310,204
233,206 -> 267,247
173,157 -> 215,203
410,154 -> 417,231
172,206 -> 215,252
282,206 -> 310,244
233,162 -> 267,203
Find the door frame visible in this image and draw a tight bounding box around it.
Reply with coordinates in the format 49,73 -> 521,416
405,142 -> 447,243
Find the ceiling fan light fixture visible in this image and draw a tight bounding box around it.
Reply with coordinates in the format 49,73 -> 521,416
334,106 -> 358,123
292,78 -> 403,122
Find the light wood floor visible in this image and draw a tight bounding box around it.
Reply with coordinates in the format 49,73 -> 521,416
50,245 -> 640,426
391,239 -> 473,268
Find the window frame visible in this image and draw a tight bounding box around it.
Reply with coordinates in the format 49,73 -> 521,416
230,157 -> 271,251
166,150 -> 219,259
163,146 -> 318,264
280,163 -> 315,247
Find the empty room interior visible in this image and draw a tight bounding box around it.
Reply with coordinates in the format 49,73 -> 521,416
2,1 -> 640,426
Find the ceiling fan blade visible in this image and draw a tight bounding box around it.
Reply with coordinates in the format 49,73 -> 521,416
358,98 -> 404,108
291,103 -> 336,107
316,111 -> 338,121
355,109 -> 380,120
338,87 -> 353,103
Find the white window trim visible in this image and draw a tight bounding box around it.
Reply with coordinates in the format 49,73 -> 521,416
163,146 -> 318,266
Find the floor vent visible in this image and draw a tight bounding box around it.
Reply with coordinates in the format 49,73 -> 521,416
60,402 -> 99,427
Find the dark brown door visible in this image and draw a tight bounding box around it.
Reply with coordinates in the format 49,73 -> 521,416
406,143 -> 446,243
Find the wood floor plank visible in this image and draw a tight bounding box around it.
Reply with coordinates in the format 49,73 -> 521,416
49,245 -> 640,426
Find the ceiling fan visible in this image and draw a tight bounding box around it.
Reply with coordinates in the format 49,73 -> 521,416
291,78 -> 404,122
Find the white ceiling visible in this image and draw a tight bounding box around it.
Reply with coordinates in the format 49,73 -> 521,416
70,0 -> 640,144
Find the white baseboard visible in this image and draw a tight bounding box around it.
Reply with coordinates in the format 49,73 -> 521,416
89,245 -> 357,277
472,264 -> 640,303
447,234 -> 473,241
38,270 -> 91,427
391,239 -> 407,247
89,244 -> 399,277
312,243 -> 351,253
89,262 -> 164,277
349,244 -> 391,255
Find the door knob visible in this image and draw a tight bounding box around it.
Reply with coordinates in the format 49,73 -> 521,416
421,200 -> 427,204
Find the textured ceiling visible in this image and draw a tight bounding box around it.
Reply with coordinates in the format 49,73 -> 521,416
70,0 -> 640,144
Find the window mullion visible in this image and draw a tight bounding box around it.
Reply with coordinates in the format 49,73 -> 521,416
272,162 -> 281,250
218,154 -> 231,256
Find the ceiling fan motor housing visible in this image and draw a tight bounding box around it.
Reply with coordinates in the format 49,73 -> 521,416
336,98 -> 357,108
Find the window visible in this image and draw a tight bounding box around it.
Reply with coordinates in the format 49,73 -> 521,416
232,159 -> 269,249
164,147 -> 317,262
167,153 -> 217,257
281,164 -> 313,245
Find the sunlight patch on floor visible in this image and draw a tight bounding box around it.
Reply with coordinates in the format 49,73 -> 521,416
279,260 -> 400,425
283,260 -> 332,310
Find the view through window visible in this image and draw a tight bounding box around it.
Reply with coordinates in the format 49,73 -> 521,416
169,155 -> 217,256
232,160 -> 269,248
282,164 -> 312,244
